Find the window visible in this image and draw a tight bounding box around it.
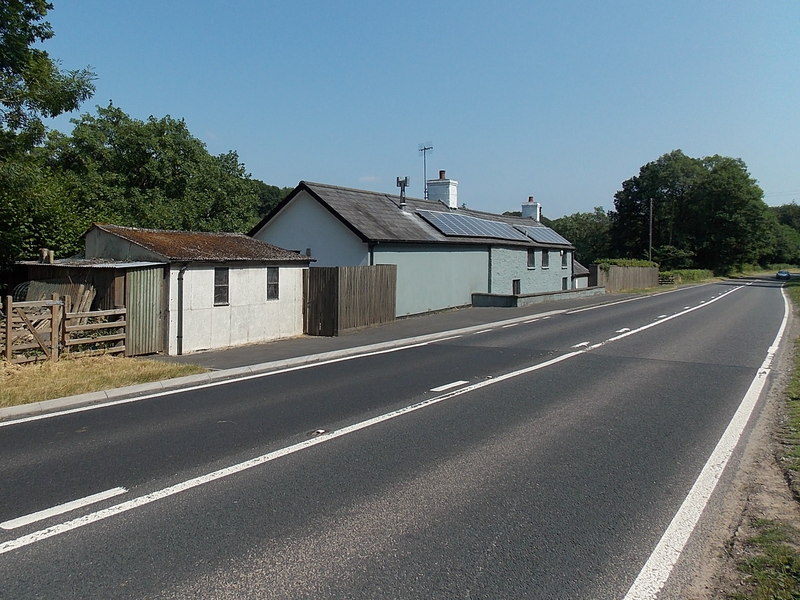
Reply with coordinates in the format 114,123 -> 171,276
267,267 -> 279,300
561,250 -> 568,268
214,267 -> 229,305
527,248 -> 535,268
562,277 -> 569,290
541,250 -> 549,269
512,279 -> 521,295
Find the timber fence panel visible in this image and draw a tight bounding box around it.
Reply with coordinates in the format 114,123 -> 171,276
589,266 -> 658,291
305,265 -> 397,336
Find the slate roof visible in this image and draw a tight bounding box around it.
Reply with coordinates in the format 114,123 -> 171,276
92,224 -> 311,263
250,181 -> 574,249
572,260 -> 590,276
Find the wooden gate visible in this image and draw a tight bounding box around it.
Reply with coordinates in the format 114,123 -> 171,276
2,297 -> 62,362
2,296 -> 127,364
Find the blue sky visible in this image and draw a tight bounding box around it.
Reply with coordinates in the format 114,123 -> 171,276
43,1 -> 799,218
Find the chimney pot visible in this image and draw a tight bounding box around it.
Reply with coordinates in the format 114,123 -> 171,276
439,170 -> 446,179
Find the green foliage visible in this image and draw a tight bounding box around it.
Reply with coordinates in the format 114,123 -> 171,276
732,519 -> 800,600
609,150 -> 776,275
659,269 -> 713,283
0,102 -> 292,282
594,258 -> 658,270
0,151 -> 86,274
44,104 -> 262,233
549,207 -> 610,264
0,0 -> 95,154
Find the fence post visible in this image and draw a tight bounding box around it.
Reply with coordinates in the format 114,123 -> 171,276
4,296 -> 12,362
62,295 -> 72,357
50,293 -> 60,361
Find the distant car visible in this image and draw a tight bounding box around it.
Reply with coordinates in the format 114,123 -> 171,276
776,270 -> 791,280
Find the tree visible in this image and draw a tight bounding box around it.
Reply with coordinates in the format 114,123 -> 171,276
45,104 -> 263,233
549,207 -> 611,264
771,203 -> 800,231
609,150 -> 704,263
0,0 -> 95,154
609,150 -> 773,273
683,155 -> 774,273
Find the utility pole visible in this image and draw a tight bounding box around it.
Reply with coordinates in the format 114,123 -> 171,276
649,197 -> 653,261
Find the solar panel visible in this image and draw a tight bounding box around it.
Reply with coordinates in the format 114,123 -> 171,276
518,225 -> 572,246
417,210 -> 530,242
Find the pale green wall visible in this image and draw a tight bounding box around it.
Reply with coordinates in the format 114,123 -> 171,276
373,244 -> 489,316
490,247 -> 572,294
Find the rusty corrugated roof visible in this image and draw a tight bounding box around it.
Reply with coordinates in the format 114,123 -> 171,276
93,224 -> 311,263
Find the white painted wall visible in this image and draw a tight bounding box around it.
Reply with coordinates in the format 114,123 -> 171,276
573,274 -> 589,289
374,244 -> 489,316
165,264 -> 305,355
252,191 -> 369,266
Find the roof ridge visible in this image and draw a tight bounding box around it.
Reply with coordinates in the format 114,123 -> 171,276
95,223 -> 247,237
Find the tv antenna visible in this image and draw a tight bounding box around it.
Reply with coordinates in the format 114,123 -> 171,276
418,143 -> 433,199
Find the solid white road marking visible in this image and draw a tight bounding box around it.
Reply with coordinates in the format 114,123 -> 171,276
1,487 -> 127,530
622,287 -> 789,600
430,380 -> 469,392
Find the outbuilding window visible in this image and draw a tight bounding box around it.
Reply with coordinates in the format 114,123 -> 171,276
214,267 -> 229,306
267,267 -> 279,300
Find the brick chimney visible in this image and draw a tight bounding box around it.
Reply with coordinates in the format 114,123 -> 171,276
427,170 -> 459,209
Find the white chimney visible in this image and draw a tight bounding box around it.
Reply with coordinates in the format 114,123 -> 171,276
427,170 -> 459,209
521,196 -> 542,221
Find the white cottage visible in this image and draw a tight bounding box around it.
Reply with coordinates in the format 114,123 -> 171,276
250,175 -> 583,316
84,224 -> 310,355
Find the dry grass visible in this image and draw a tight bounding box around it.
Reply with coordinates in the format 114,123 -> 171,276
0,356 -> 207,408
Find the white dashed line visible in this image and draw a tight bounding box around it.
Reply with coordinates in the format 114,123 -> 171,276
430,380 -> 469,392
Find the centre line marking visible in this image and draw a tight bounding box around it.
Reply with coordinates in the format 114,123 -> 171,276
1,487 -> 127,530
616,328 -> 631,333
572,341 -> 590,348
430,380 -> 469,392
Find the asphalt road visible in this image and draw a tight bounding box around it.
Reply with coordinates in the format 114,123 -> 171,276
0,279 -> 790,599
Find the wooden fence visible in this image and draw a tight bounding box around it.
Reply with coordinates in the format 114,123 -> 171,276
588,265 -> 659,291
1,295 -> 127,364
305,265 -> 397,336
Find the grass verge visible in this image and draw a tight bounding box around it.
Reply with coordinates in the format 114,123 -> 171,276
731,519 -> 800,599
0,355 -> 207,408
729,276 -> 800,598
